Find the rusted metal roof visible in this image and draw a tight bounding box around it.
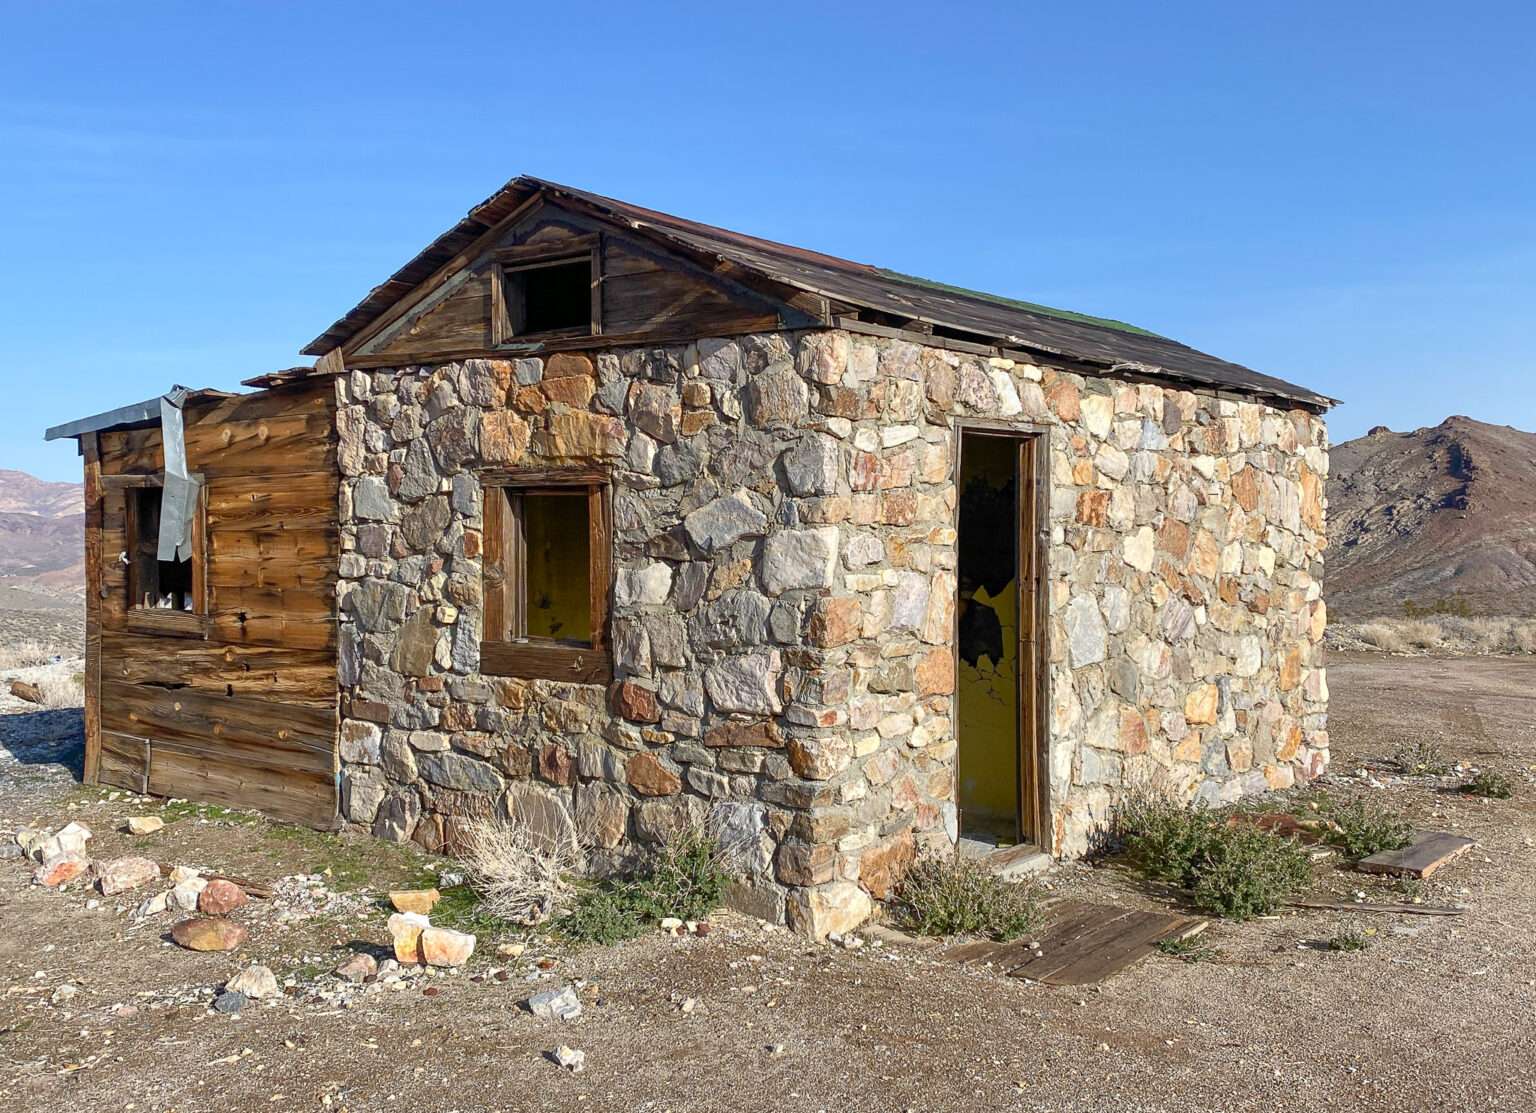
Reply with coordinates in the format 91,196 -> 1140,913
303,177 -> 1334,409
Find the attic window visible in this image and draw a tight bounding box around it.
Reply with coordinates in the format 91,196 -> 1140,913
493,238 -> 600,342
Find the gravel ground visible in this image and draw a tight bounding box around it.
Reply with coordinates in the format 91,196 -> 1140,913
1,650 -> 1533,1112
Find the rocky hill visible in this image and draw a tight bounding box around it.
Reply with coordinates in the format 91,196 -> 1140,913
0,469 -> 84,598
1327,416 -> 1536,617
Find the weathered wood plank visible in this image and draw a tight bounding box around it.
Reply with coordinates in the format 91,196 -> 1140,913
101,679 -> 335,759
1289,898 -> 1467,917
83,435 -> 104,783
206,473 -> 338,532
98,731 -> 149,793
1005,901 -> 1205,986
1357,831 -> 1477,879
102,633 -> 336,707
147,744 -> 336,828
480,640 -> 612,685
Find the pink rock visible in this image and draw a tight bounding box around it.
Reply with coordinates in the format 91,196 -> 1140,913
170,917 -> 248,952
34,852 -> 90,888
334,953 -> 378,983
96,856 -> 161,895
198,879 -> 247,916
421,926 -> 476,968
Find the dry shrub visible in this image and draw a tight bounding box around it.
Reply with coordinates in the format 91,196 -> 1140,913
0,641 -> 59,670
1400,620 -> 1442,649
1356,623 -> 1410,653
34,668 -> 83,709
459,818 -> 580,926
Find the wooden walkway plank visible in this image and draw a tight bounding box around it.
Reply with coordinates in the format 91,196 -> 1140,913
1357,831 -> 1476,879
1005,902 -> 1207,986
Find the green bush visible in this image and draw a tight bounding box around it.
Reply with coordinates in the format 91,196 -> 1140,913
559,886 -> 650,945
1114,791 -> 1313,920
1461,770 -> 1513,799
1322,797 -> 1414,859
1155,934 -> 1220,963
1328,926 -> 1370,952
1188,824 -> 1313,919
557,827 -> 730,945
889,855 -> 1040,941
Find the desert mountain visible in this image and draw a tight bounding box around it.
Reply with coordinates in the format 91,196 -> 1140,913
0,468 -> 84,597
1327,416 -> 1536,617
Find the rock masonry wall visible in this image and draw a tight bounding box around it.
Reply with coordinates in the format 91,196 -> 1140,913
332,328 -> 1329,937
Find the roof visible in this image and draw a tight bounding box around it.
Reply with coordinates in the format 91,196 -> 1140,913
45,387 -> 238,442
304,176 -> 1334,409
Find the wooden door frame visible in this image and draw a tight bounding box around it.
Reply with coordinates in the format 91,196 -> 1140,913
952,420 -> 1052,850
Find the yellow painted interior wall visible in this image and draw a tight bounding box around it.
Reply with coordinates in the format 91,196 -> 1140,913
523,494 -> 591,643
957,580 -> 1020,842
956,434 -> 1020,844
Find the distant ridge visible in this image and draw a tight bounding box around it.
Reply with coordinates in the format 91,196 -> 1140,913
0,468 -> 84,598
1327,416 -> 1536,617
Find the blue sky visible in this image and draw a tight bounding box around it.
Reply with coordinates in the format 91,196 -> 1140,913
3,0 -> 1533,481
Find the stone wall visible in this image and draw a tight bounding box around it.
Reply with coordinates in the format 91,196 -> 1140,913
332,328 -> 1328,937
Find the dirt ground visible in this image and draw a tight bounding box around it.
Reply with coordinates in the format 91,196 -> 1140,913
2,650 -> 1534,1113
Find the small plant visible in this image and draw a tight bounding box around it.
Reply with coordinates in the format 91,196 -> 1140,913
431,883 -> 522,938
559,886 -> 650,945
1321,797 -> 1414,860
1188,824 -> 1313,919
557,826 -> 730,945
888,855 -> 1040,941
1327,925 -> 1371,952
1115,791 -> 1221,886
1155,934 -> 1220,964
1391,740 -> 1452,777
1114,791 -> 1313,920
1460,770 -> 1513,799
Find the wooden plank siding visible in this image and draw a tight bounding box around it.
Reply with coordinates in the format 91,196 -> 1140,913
88,379 -> 341,827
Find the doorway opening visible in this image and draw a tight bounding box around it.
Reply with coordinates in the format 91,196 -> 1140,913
955,428 -> 1042,848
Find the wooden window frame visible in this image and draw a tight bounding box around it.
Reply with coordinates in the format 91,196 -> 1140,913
480,466 -> 612,684
489,234 -> 603,345
109,473 -> 210,639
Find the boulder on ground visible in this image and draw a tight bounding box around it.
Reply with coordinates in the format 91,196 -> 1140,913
527,985 -> 582,1021
34,852 -> 90,888
34,822 -> 92,862
198,879 -> 247,916
387,911 -> 430,963
388,888 -> 441,915
335,953 -> 378,983
96,856 -> 161,896
225,964 -> 279,1000
421,926 -> 476,967
169,877 -> 207,911
170,917 -> 248,952
126,817 -> 165,836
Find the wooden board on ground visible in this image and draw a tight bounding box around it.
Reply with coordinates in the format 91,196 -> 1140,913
1357,831 -> 1477,879
1289,898 -> 1466,917
943,900 -> 1207,986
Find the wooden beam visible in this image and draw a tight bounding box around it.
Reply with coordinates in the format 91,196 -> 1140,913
82,432 -> 103,785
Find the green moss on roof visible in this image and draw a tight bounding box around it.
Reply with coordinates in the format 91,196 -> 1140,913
874,268 -> 1167,340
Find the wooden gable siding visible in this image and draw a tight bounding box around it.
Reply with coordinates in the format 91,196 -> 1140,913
349,200 -> 801,367
88,380 -> 341,827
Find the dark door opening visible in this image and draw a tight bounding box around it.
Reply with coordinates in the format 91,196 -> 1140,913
955,429 -> 1041,847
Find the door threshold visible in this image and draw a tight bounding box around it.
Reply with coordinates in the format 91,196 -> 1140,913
957,838 -> 1051,880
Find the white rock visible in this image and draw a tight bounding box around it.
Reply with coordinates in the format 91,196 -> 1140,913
126,816 -> 164,836
226,965 -> 280,1000
527,985 -> 582,1021
551,1045 -> 586,1073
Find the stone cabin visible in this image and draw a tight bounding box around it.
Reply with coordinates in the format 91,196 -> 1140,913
49,177 -> 1333,937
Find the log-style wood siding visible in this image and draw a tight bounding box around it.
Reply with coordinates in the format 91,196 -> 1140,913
87,380 -> 341,827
